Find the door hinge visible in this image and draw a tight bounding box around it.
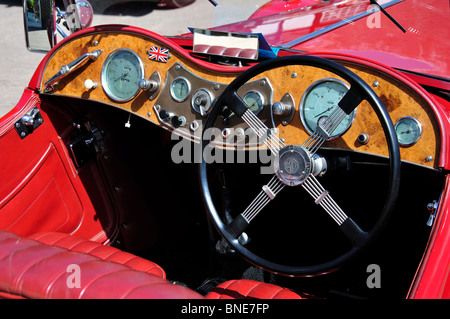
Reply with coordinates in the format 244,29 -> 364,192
15,107 -> 44,139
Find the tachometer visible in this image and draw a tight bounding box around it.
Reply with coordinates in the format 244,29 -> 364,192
101,48 -> 144,102
300,78 -> 355,139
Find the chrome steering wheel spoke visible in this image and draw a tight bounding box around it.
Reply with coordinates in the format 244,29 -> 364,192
302,85 -> 363,155
242,175 -> 285,223
224,91 -> 285,155
302,105 -> 349,155
226,175 -> 285,239
302,175 -> 367,247
302,175 -> 348,225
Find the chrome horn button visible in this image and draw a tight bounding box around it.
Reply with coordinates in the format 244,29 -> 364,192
275,145 -> 313,186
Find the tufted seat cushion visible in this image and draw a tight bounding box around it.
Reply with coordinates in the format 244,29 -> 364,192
206,279 -> 304,299
0,229 -> 306,299
0,230 -> 201,299
28,232 -> 166,279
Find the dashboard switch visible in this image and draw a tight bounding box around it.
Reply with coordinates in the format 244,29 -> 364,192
171,116 -> 187,128
159,110 -> 174,121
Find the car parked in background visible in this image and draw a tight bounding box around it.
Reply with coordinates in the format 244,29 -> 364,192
87,0 -> 195,13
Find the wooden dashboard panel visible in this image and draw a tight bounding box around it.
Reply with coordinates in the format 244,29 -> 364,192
41,31 -> 441,169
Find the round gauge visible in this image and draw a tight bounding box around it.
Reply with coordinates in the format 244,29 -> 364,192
395,116 -> 422,146
243,91 -> 264,115
170,77 -> 191,102
191,89 -> 213,115
101,49 -> 144,102
300,78 -> 355,139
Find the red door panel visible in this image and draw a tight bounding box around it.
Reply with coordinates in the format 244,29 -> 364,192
0,144 -> 82,236
0,90 -> 116,241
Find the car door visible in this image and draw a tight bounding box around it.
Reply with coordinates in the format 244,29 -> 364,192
0,88 -> 116,242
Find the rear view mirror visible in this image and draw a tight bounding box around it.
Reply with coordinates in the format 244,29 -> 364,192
23,0 -> 57,52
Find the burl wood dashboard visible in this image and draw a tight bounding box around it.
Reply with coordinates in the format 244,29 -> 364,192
40,28 -> 441,170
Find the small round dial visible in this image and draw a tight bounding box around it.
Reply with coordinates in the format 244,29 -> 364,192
300,78 -> 355,139
170,77 -> 191,102
395,116 -> 422,146
243,91 -> 264,115
191,89 -> 213,115
101,49 -> 144,102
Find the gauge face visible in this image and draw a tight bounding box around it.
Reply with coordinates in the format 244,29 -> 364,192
395,116 -> 422,146
170,77 -> 191,102
300,78 -> 355,139
101,49 -> 144,102
243,91 -> 264,115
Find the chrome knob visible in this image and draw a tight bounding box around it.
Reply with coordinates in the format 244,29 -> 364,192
139,78 -> 157,92
357,133 -> 370,145
272,101 -> 292,116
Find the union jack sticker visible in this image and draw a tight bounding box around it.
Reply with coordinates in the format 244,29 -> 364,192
147,46 -> 170,63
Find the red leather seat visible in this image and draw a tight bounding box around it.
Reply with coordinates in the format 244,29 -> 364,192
28,232 -> 166,279
0,229 -> 304,299
206,279 -> 303,299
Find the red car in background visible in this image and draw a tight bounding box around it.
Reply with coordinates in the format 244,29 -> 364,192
86,0 -> 195,13
1,0 -> 449,302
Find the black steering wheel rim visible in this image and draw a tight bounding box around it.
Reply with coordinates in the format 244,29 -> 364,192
199,55 -> 401,276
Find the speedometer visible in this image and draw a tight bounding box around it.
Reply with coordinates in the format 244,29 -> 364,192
300,78 -> 355,139
101,48 -> 144,102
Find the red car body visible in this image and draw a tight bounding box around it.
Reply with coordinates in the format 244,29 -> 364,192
1,0 -> 449,300
248,0 -> 323,19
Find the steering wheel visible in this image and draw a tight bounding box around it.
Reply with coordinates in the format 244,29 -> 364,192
199,55 -> 401,276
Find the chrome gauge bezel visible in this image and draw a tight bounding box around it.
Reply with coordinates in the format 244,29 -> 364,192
394,116 -> 423,147
101,48 -> 144,103
299,78 -> 355,140
191,88 -> 213,114
243,90 -> 265,115
170,76 -> 191,102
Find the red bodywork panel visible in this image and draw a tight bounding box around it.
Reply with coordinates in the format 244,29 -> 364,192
409,175 -> 450,298
248,0 -> 321,19
214,0 -> 450,85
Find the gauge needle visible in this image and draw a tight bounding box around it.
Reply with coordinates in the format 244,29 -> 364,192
314,106 -> 333,118
400,130 -> 412,134
114,73 -> 129,82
